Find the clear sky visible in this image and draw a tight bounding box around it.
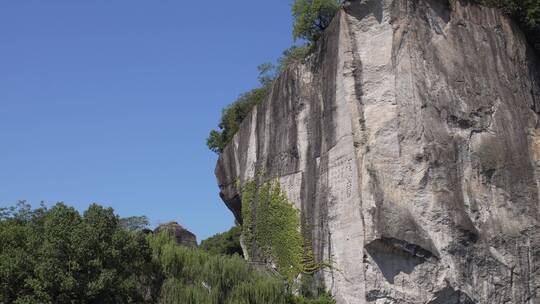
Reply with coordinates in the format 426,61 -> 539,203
0,1 -> 295,241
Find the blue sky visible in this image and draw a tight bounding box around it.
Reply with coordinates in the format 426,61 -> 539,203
0,1 -> 295,241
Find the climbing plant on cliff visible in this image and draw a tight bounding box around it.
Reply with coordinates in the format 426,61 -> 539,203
240,180 -> 330,283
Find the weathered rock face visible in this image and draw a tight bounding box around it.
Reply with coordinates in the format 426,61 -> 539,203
216,0 -> 540,302
154,222 -> 197,248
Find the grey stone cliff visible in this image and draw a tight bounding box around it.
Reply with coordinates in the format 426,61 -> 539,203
216,0 -> 540,302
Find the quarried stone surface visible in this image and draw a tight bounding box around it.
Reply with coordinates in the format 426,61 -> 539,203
216,0 -> 540,302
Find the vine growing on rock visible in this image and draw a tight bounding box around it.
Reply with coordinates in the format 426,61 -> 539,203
239,180 -> 330,283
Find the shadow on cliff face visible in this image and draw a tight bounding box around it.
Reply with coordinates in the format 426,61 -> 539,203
345,0 -> 383,23
366,239 -> 477,302
427,286 -> 476,304
365,238 -> 436,284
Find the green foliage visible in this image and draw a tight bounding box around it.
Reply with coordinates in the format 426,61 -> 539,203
207,130 -> 226,154
206,85 -> 271,154
254,181 -> 304,280
240,180 -> 329,282
0,202 -> 155,304
257,63 -> 278,86
480,0 -> 540,52
291,294 -> 336,304
296,273 -> 336,303
200,225 -> 243,257
206,63 -> 280,153
278,45 -> 311,71
206,2 -> 325,154
292,0 -> 341,42
480,0 -> 539,27
0,202 -> 335,303
240,180 -> 257,245
148,231 -> 290,304
205,45 -> 313,155
120,215 -> 149,231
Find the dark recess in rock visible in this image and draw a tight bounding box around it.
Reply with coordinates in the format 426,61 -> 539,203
365,238 -> 437,284
427,286 -> 476,304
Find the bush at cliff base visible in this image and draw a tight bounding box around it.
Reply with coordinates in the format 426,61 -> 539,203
0,201 -> 335,304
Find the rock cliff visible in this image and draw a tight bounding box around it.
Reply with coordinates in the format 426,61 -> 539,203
154,222 -> 198,248
216,0 -> 540,302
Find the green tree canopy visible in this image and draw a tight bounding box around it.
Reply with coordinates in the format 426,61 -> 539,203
120,215 -> 150,231
150,231 -> 335,304
481,0 -> 540,52
200,225 -> 243,257
0,202 -> 156,304
0,201 -> 335,303
481,0 -> 539,27
292,0 -> 341,42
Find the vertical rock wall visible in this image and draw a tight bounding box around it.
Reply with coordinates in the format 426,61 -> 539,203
216,0 -> 540,302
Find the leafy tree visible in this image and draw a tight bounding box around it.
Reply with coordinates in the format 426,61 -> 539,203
207,130 -> 226,154
206,86 -> 269,153
479,0 -> 540,52
200,226 -> 243,256
292,0 -> 341,42
206,0 -> 340,154
278,45 -> 311,71
148,231 -> 291,304
480,0 -> 539,26
0,202 -> 156,303
0,202 -> 335,303
257,63 -> 278,86
120,215 -> 150,231
206,67 -> 274,153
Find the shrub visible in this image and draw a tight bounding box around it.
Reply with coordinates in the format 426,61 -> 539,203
148,231 -> 290,304
278,45 -> 311,71
479,0 -> 540,52
480,0 -> 539,27
200,225 -> 243,257
0,202 -> 155,303
207,59 -> 280,154
291,294 -> 336,304
0,202 -> 336,303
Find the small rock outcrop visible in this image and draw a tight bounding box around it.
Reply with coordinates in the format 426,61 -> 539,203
154,222 -> 197,248
216,0 -> 540,303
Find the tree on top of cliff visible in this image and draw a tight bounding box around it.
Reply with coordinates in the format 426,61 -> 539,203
206,65 -> 275,153
206,1 -> 343,154
480,0 -> 540,52
292,0 -> 341,42
481,0 -> 539,27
